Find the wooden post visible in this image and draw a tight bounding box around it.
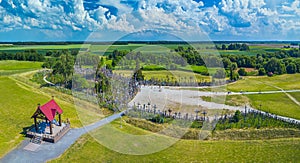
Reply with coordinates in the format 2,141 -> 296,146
59,114 -> 62,126
34,117 -> 38,132
49,121 -> 53,135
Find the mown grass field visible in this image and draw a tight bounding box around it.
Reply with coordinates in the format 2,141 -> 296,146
50,120 -> 300,162
0,60 -> 43,76
201,92 -> 300,120
246,93 -> 300,120
0,60 -> 43,70
114,70 -> 211,83
227,74 -> 300,92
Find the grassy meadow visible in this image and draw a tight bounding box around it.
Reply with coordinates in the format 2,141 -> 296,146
246,93 -> 300,120
114,70 -> 211,83
227,74 -> 300,92
50,120 -> 300,162
0,60 -> 43,76
201,92 -> 300,120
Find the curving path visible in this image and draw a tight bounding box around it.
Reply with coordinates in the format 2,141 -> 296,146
43,75 -> 55,86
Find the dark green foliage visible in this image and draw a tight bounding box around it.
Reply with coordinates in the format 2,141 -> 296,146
232,110 -> 242,123
286,63 -> 297,74
264,58 -> 284,74
224,43 -> 250,51
215,112 -> 300,130
238,68 -> 247,76
133,61 -> 144,82
258,68 -> 266,76
30,71 -> 47,85
229,62 -> 238,80
42,51 -> 75,87
213,69 -> 226,79
0,50 -> 45,62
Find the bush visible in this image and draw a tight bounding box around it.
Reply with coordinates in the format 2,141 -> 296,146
258,68 -> 266,76
238,68 -> 247,76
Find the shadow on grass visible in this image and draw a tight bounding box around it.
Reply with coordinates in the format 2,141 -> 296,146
20,125 -> 34,136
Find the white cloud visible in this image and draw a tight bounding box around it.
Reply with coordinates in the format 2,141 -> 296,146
106,14 -> 135,32
282,0 -> 300,16
0,0 -> 299,40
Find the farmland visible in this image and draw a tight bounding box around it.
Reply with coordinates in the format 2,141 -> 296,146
227,74 -> 300,92
0,60 -> 43,76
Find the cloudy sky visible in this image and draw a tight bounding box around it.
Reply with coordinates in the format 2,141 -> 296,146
0,0 -> 299,41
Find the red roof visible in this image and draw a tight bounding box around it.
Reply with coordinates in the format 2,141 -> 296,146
34,99 -> 63,121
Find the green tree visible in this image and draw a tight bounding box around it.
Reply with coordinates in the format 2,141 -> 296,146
221,44 -> 226,50
213,69 -> 226,79
232,110 -> 242,123
52,53 -> 74,85
133,60 -> 144,82
229,62 -> 238,81
264,58 -> 281,74
238,68 -> 247,76
222,58 -> 231,69
72,74 -> 89,90
286,63 -> 297,74
258,68 -> 266,76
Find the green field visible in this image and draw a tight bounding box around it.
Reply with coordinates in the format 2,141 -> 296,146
224,74 -> 300,120
51,120 -> 300,162
0,60 -> 43,76
0,44 -> 85,50
201,92 -> 300,120
289,92 -> 300,101
114,70 -> 211,83
0,43 -> 283,56
227,74 -> 300,92
0,60 -> 43,70
246,93 -> 300,120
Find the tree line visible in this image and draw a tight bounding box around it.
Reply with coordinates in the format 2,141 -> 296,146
0,50 -> 45,62
216,43 -> 250,51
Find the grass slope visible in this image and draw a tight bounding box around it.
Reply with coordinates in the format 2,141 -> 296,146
201,93 -> 300,120
227,74 -> 300,92
0,75 -> 103,157
246,93 -> 300,120
50,120 -> 300,162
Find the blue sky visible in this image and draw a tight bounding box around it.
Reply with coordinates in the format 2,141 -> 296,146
0,0 -> 299,41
